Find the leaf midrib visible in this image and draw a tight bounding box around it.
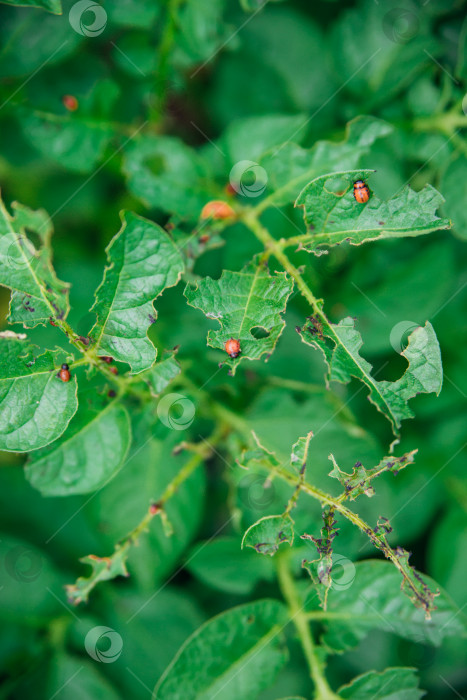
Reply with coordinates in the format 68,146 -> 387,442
322,323 -> 399,431
1,201 -> 57,319
199,623 -> 283,699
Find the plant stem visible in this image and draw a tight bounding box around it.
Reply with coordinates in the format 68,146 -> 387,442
276,551 -> 340,700
233,211 -> 437,613
243,212 -> 322,312
67,425 -> 225,604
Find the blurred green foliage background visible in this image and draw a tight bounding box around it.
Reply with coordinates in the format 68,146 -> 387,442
0,0 -> 466,697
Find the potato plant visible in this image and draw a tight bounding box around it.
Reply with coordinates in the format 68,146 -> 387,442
0,0 -> 466,698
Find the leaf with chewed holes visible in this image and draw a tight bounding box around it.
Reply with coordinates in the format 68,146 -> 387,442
0,334 -> 77,452
260,116 -> 393,207
242,514 -> 295,556
184,260 -> 293,374
295,169 -> 451,255
305,560 -> 466,651
328,449 -> 418,501
299,317 -> 442,442
0,196 -> 70,327
66,551 -> 129,606
89,211 -> 184,374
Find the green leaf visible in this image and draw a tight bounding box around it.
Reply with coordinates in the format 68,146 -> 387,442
260,116 -> 393,207
89,211 -> 184,374
295,170 -> 451,255
19,109 -> 113,173
222,113 -> 308,165
154,600 -> 289,700
331,0 -> 440,107
299,318 -> 443,439
242,514 -> 295,556
186,536 -> 275,594
184,259 -> 293,374
328,449 -> 417,500
66,549 -> 129,606
0,11 -> 80,79
306,560 -> 467,651
0,197 -> 70,328
0,334 -> 78,452
338,667 -> 424,700
69,427 -> 206,602
123,135 -> 213,218
173,0 -> 230,69
138,354 -> 181,396
0,0 -> 61,14
100,588 -> 204,699
25,399 -> 131,496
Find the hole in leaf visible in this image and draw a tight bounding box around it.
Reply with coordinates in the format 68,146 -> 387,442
324,176 -> 348,196
250,326 -> 270,339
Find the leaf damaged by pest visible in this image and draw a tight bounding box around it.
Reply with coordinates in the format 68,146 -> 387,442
184,257 -> 293,374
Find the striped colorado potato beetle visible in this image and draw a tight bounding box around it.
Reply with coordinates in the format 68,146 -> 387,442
224,338 -> 241,358
353,180 -> 370,204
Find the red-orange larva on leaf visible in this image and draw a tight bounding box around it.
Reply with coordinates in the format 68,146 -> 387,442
353,180 -> 370,204
62,95 -> 79,112
58,363 -> 71,382
224,338 -> 241,358
201,200 -> 235,220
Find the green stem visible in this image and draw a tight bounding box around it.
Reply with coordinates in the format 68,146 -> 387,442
243,212 -> 322,313
234,211 -> 435,611
68,425 -> 225,604
276,551 -> 340,700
